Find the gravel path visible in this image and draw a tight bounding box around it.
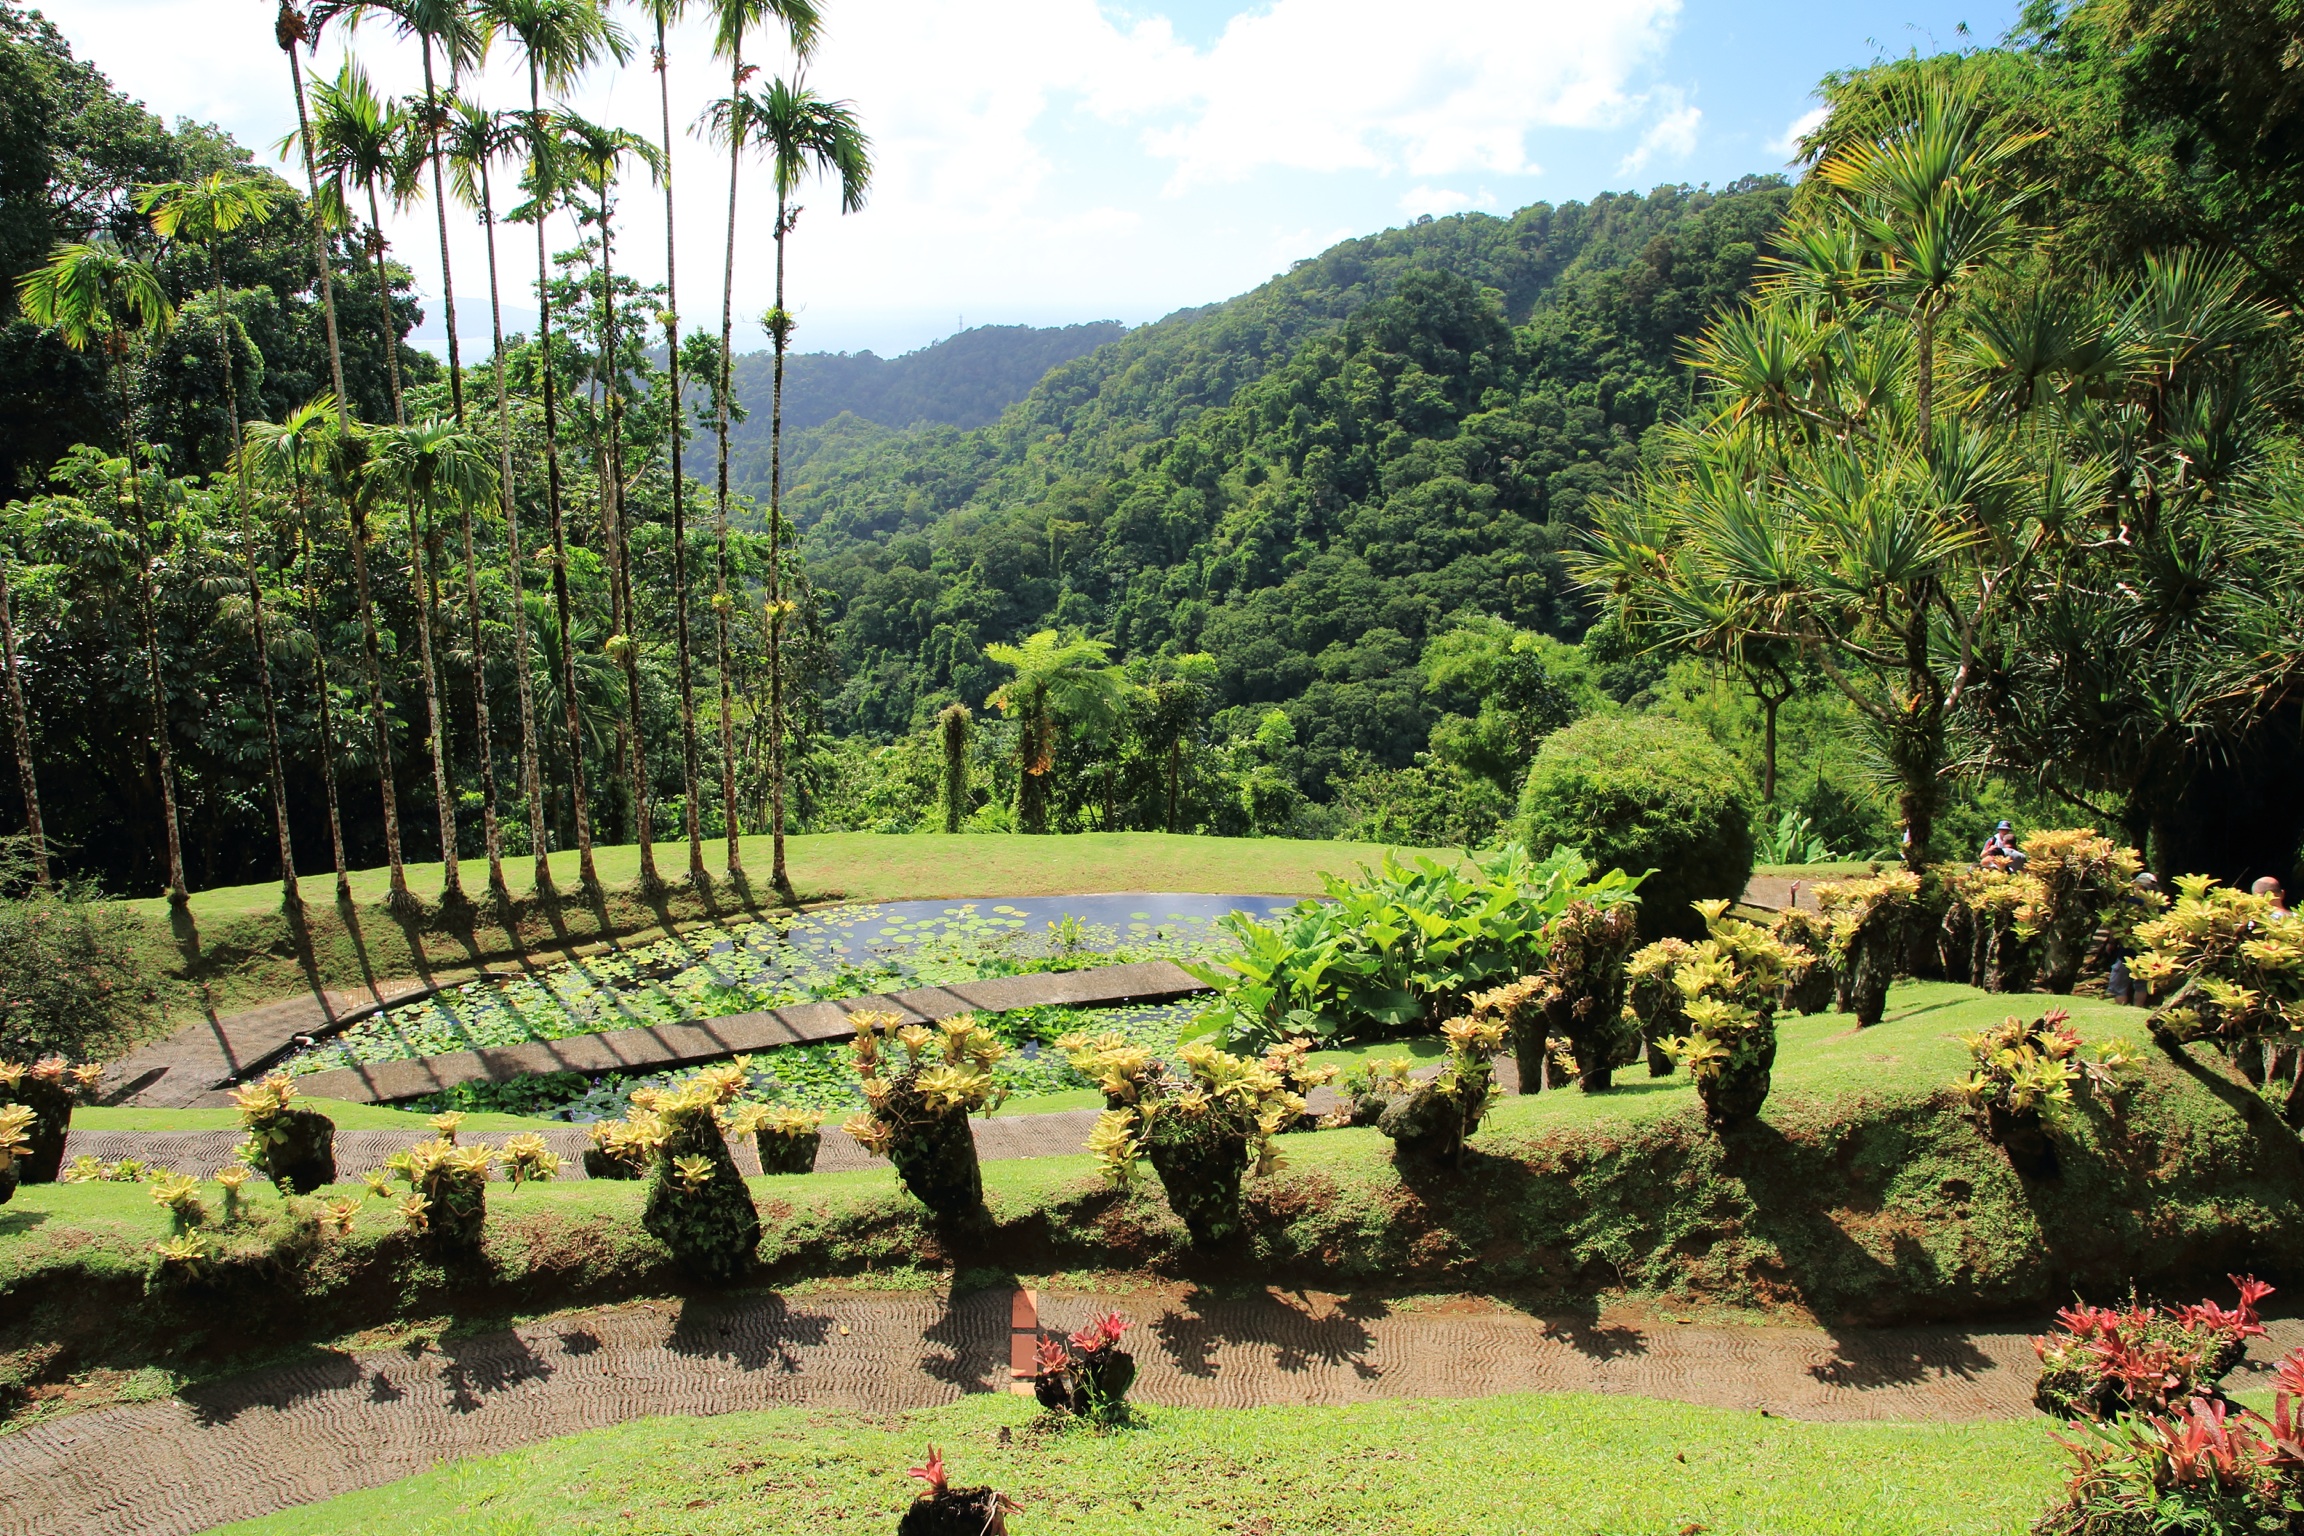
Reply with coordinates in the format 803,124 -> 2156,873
20,1288 -> 2284,1536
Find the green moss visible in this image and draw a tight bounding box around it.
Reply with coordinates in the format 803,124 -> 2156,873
209,1392 -> 2061,1536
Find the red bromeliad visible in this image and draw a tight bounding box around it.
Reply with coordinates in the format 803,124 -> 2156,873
907,1446 -> 947,1496
1069,1312 -> 1127,1355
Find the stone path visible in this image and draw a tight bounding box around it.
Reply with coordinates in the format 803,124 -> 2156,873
15,1287 -> 2280,1536
106,979 -> 446,1109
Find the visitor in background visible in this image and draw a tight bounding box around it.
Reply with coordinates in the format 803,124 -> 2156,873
1980,821 -> 2026,871
2254,877 -> 2292,919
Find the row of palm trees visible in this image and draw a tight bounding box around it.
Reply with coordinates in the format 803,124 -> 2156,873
9,0 -> 870,913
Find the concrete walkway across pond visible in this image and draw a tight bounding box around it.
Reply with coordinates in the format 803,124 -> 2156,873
7,1289 -> 2299,1536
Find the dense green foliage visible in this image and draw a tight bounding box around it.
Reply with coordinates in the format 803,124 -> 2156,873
1514,716 -> 1754,939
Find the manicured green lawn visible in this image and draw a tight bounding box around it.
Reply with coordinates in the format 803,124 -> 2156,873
211,1391 -> 2062,1536
70,1098 -> 572,1134
124,832 -> 1457,924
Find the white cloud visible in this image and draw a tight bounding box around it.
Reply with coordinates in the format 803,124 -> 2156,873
1770,104 -> 1831,161
1397,186 -> 1501,219
1617,88 -> 1701,177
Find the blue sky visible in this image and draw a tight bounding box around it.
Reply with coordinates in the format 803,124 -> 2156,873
57,0 -> 2022,358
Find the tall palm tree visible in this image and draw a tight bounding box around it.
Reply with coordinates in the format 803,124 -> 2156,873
702,0 -> 819,881
139,171 -> 303,910
0,508 -> 48,887
479,0 -> 629,895
563,112 -> 666,889
983,630 -> 1128,836
275,0 -> 415,908
244,398 -> 355,897
749,72 -> 867,897
644,0 -> 706,886
443,95 -> 532,901
17,244 -> 186,901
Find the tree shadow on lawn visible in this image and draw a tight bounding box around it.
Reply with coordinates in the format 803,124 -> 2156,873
0,1207 -> 49,1236
666,1289 -> 837,1376
1149,1284 -> 1386,1381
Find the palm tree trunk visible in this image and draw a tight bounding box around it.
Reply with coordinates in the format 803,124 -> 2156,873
112,369 -> 189,904
0,547 -> 48,888
297,508 -> 350,894
597,187 -> 657,891
212,252 -> 299,908
284,9 -> 408,905
478,149 -> 549,899
712,54 -> 744,879
767,191 -> 792,898
656,16 -> 704,886
531,71 -> 597,894
409,493 -> 461,902
363,181 -> 406,426
419,42 -> 465,424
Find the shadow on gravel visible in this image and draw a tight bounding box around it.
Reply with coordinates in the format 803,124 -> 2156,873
436,1332 -> 555,1413
181,1350 -> 363,1427
918,1286 -> 1004,1393
1151,1287 -> 1385,1380
1806,1328 -> 1997,1389
668,1292 -> 835,1375
1539,1301 -> 1649,1363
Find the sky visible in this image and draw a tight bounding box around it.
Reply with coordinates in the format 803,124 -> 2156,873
50,0 -> 2025,359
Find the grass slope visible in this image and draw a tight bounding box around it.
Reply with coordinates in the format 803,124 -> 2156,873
213,1392 -> 2062,1536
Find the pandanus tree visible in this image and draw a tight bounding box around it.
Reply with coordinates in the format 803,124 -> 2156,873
444,94 -> 537,899
243,398 -> 355,896
984,630 -> 1129,835
643,0 -> 706,885
747,71 -> 869,896
480,0 -> 630,895
275,0 -> 413,907
16,244 -> 186,901
367,420 -> 501,901
561,111 -> 667,888
138,171 -> 302,908
702,0 -> 820,879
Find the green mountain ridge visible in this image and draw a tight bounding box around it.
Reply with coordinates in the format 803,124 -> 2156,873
788,180 -> 1793,799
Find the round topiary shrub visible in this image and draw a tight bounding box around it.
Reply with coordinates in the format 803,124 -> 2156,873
1511,715 -> 1754,941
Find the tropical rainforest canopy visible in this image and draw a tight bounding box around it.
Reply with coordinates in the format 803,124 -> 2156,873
1,0 -> 2299,903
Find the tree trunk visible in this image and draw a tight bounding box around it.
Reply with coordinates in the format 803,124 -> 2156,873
0,548 -> 48,888
346,494 -> 410,907
409,493 -> 460,902
598,186 -> 657,891
1761,693 -> 1779,805
531,69 -> 596,894
768,195 -> 791,898
212,253 -> 299,908
712,54 -> 745,879
1166,734 -> 1181,833
117,391 -> 189,905
362,181 -> 405,427
297,512 -> 350,895
655,15 -> 705,887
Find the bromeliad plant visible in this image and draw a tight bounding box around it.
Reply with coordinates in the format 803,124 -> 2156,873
729,1102 -> 823,1174
148,1171 -> 206,1234
498,1133 -> 562,1187
1770,908 -> 1837,1016
1944,864 -> 2046,994
1530,899 -> 1642,1091
230,1073 -> 337,1194
1647,902 -> 1811,1129
898,1446 -> 1014,1536
384,1137 -> 495,1254
1032,1311 -> 1137,1421
1813,871 -> 1920,1026
639,1061 -> 762,1281
0,1102 -> 32,1203
1625,937 -> 1695,1079
844,1012 -> 1006,1225
1183,847 -> 1641,1050
1375,1014 -> 1507,1165
1070,1037 -> 1305,1244
2133,876 -> 2304,1095
584,1109 -> 661,1180
2032,1277 -> 2274,1423
0,1056 -> 101,1184
1960,1009 -> 2139,1176
2023,831 -> 2150,994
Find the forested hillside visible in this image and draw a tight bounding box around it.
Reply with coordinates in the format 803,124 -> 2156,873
794,181 -> 1791,796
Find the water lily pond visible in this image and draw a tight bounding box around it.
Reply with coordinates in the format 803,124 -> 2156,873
283,894 -> 1299,1116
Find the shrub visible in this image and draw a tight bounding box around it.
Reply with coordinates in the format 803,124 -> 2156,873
1376,1014 -> 1507,1165
730,1102 -> 823,1174
230,1074 -> 337,1194
1184,846 -> 1639,1049
844,1013 -> 1004,1226
1625,937 -> 1693,1077
2133,876 -> 2304,1096
0,1056 -> 99,1184
1648,901 -> 1811,1128
1512,714 -> 1755,941
1326,1055 -> 1415,1126
1960,1009 -> 2139,1177
584,1112 -> 657,1180
1770,908 -> 1836,1015
1945,864 -> 2045,993
498,1133 -> 562,1187
2036,1390 -> 2304,1536
1032,1311 -> 1136,1421
1531,899 -> 1641,1091
898,1447 -> 1014,1536
1814,871 -> 1920,1025
639,1061 -> 761,1282
2024,831 -> 2149,994
0,1101 -> 32,1203
385,1138 -> 494,1254
0,847 -> 160,1062
2032,1277 -> 2272,1422
1071,1037 -> 1304,1244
